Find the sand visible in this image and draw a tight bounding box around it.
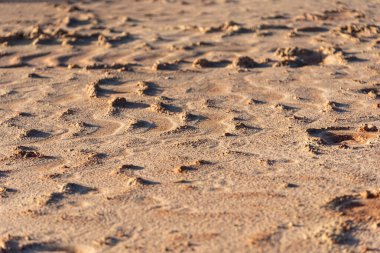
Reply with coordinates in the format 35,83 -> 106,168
0,0 -> 380,252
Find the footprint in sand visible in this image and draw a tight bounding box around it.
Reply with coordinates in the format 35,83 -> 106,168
36,182 -> 96,208
0,235 -> 77,253
307,124 -> 379,147
326,190 -> 380,221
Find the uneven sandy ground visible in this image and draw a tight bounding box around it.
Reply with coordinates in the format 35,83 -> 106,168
0,0 -> 380,252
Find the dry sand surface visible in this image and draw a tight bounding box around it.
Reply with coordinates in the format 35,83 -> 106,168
0,0 -> 380,252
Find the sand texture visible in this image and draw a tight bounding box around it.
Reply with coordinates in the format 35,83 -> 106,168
0,0 -> 380,252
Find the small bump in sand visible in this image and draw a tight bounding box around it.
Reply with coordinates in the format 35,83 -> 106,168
86,81 -> 100,98
60,182 -> 96,195
150,101 -> 172,114
152,61 -> 177,71
112,164 -> 143,175
173,165 -> 195,173
127,177 -> 157,186
232,56 -> 258,69
11,146 -> 44,159
109,97 -> 129,108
